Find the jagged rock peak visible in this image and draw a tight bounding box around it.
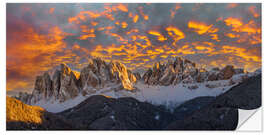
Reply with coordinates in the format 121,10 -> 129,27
78,58 -> 138,95
60,63 -> 72,75
142,57 -> 245,86
153,61 -> 164,71
31,63 -> 80,103
31,71 -> 53,102
220,65 -> 235,80
109,61 -> 137,90
143,57 -> 197,85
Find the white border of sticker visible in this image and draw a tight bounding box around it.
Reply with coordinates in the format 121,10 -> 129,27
1,0 -> 268,135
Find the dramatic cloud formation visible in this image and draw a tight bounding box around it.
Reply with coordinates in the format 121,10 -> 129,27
6,3 -> 261,92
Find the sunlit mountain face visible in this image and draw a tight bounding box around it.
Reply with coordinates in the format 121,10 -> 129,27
6,3 -> 261,93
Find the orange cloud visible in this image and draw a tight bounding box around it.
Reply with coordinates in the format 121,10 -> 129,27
210,34 -> 220,42
79,34 -> 96,40
79,26 -> 95,40
226,3 -> 238,9
249,6 -> 260,18
138,6 -> 149,21
224,17 -> 261,45
133,14 -> 139,23
176,45 -> 196,55
49,7 -> 55,14
126,29 -> 139,35
91,21 -> 98,26
234,20 -> 261,34
224,17 -> 243,28
68,11 -> 101,24
195,46 -> 214,54
69,4 -> 132,24
6,80 -> 31,91
221,46 -> 261,62
115,4 -> 128,12
7,26 -> 70,91
170,4 -> 181,19
166,26 -> 185,45
121,22 -> 128,28
97,26 -> 115,31
148,30 -> 167,41
188,21 -> 218,35
226,33 -> 240,38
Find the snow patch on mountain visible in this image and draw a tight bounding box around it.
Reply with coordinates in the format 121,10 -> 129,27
135,80 -> 234,109
33,94 -> 89,113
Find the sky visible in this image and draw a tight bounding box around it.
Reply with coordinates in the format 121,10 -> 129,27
6,3 -> 261,93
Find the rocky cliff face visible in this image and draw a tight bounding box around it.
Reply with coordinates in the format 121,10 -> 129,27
142,57 -> 244,86
31,64 -> 80,103
78,58 -> 137,95
30,58 -> 138,103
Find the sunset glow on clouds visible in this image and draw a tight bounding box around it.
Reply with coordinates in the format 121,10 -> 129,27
6,3 -> 261,92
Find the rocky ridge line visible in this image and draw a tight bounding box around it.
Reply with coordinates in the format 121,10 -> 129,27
16,57 -> 252,104
142,57 -> 245,86
30,58 -> 139,103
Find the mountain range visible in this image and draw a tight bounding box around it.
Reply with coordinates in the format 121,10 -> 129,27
15,57 -> 257,108
8,57 -> 262,130
7,73 -> 261,130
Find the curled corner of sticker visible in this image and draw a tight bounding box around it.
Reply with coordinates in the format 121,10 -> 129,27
237,108 -> 262,131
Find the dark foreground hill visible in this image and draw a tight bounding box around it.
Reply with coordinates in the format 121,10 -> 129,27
7,74 -> 261,130
58,95 -> 174,130
166,74 -> 261,130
